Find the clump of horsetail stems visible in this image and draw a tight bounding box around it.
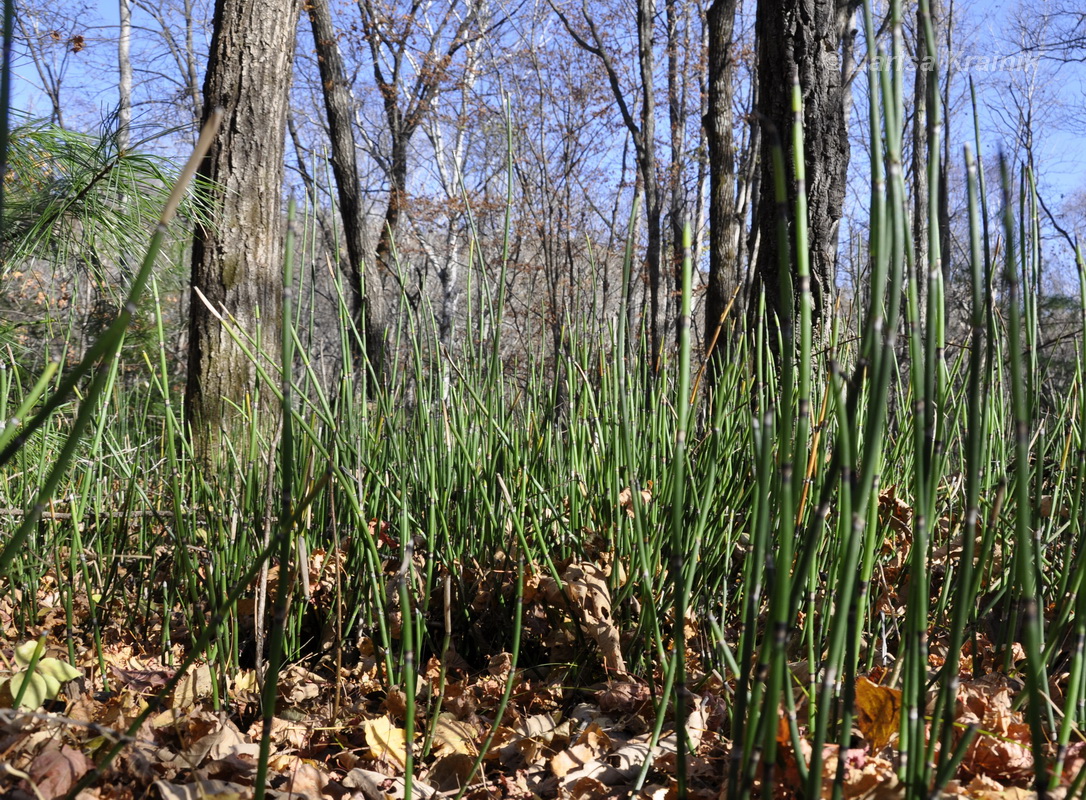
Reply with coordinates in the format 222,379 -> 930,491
0,0 -> 1083,795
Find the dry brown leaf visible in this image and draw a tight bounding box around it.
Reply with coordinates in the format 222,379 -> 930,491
559,696 -> 707,789
855,676 -> 902,753
431,712 -> 478,757
25,744 -> 93,800
956,675 -> 1035,783
635,784 -> 674,800
618,485 -> 653,518
514,711 -> 562,740
153,778 -> 246,800
1040,494 -> 1071,519
172,663 -> 213,709
280,664 -> 322,705
998,790 -> 1041,800
854,771 -> 905,800
342,767 -> 438,799
363,715 -> 409,770
384,685 -> 408,719
496,734 -> 546,770
812,746 -> 891,800
277,757 -> 333,799
109,664 -> 173,693
542,562 -> 626,675
551,721 -> 612,778
845,757 -> 901,799
598,680 -> 651,715
488,652 -> 514,676
562,775 -> 611,800
181,713 -> 256,767
426,752 -> 477,792
965,774 -> 1005,793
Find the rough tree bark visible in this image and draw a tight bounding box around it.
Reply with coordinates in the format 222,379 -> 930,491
185,0 -> 301,463
703,0 -> 741,368
307,0 -> 385,369
752,0 -> 855,333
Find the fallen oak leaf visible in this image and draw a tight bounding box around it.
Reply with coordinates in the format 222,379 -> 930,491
182,712 -> 257,767
109,664 -> 174,693
855,676 -> 902,754
618,485 -> 652,518
559,696 -> 707,789
540,562 -> 627,675
172,663 -> 213,710
563,775 -> 611,799
246,715 -> 310,750
598,680 -> 651,716
273,756 -> 335,799
425,752 -> 477,793
551,722 -> 612,779
514,710 -> 562,740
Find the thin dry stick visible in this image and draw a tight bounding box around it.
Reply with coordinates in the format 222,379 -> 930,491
691,285 -> 742,401
795,380 -> 832,527
330,485 -> 344,722
254,438 -> 278,685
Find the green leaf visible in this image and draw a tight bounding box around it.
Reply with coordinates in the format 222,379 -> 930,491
13,640 -> 42,668
5,642 -> 82,709
37,657 -> 82,684
5,671 -> 50,710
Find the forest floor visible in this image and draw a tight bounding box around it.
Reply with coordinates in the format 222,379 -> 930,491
0,526 -> 1078,800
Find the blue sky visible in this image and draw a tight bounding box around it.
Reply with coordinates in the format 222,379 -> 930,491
11,0 -> 1085,240
965,0 -> 1086,212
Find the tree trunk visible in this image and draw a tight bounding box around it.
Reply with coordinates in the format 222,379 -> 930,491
912,1 -> 931,290
355,0 -> 481,371
118,0 -> 132,150
185,0 -> 300,464
937,0 -> 951,286
308,0 -> 385,370
376,137 -> 408,293
752,0 -> 852,333
549,0 -> 664,363
637,0 -> 663,363
704,0 -> 740,369
666,0 -> 687,331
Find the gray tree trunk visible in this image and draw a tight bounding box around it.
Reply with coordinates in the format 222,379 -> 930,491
704,0 -> 740,368
307,0 -> 385,370
753,0 -> 853,333
356,0 -> 480,375
185,0 -> 301,463
118,0 -> 132,150
666,0 -> 687,332
912,1 -> 931,288
637,0 -> 664,363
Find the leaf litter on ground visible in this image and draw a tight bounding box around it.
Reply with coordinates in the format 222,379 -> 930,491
0,503 -> 1081,800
